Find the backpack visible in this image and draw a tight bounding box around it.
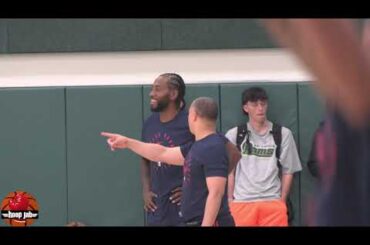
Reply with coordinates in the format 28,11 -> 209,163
236,123 -> 295,224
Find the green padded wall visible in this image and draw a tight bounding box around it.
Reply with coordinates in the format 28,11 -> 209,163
220,82 -> 300,225
0,19 -> 364,53
143,83 -> 221,130
0,82 -> 327,226
1,19 -> 275,53
66,86 -> 144,226
298,83 -> 325,225
0,88 -> 67,226
6,19 -> 161,53
161,19 -> 275,50
0,20 -> 6,53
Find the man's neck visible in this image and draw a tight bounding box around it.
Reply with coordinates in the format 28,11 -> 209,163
159,104 -> 179,123
195,129 -> 216,141
194,127 -> 216,141
249,119 -> 269,134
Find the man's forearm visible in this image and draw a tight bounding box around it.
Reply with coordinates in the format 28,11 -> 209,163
227,170 -> 235,201
281,173 -> 293,201
140,158 -> 151,193
226,142 -> 241,174
202,191 -> 224,226
127,138 -> 167,162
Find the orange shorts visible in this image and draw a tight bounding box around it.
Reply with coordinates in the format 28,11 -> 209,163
229,200 -> 288,226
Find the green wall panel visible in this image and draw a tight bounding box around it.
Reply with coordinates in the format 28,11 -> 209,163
162,19 -> 275,50
0,20 -> 7,53
66,86 -> 144,225
7,19 -> 161,53
0,88 -> 67,226
1,19 -> 364,53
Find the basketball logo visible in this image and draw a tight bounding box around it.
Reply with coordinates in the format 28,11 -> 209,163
1,190 -> 39,227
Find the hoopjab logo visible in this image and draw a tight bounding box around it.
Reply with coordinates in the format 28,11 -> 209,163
1,190 -> 39,226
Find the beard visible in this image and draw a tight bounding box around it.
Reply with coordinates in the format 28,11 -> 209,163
150,97 -> 170,112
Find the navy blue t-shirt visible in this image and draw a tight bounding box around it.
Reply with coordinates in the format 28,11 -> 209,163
180,133 -> 233,224
313,111 -> 370,226
141,109 -> 194,225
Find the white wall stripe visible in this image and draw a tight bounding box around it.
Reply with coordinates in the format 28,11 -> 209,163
0,49 -> 313,87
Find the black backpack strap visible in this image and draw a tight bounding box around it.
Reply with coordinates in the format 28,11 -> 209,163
236,124 -> 248,152
271,123 -> 282,168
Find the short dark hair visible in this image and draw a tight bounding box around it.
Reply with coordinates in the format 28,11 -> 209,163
191,97 -> 218,121
241,87 -> 268,115
160,73 -> 186,110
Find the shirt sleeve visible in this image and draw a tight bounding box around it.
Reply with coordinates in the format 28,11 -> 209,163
280,127 -> 303,174
203,142 -> 228,178
225,127 -> 237,146
216,132 -> 230,144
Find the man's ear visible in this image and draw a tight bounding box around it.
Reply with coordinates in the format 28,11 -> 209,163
169,89 -> 179,101
194,112 -> 198,122
190,110 -> 198,123
243,104 -> 249,114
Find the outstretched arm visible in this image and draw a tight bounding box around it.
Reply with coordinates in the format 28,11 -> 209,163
101,132 -> 184,165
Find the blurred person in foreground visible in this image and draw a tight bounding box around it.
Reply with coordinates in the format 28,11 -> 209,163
262,19 -> 370,226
